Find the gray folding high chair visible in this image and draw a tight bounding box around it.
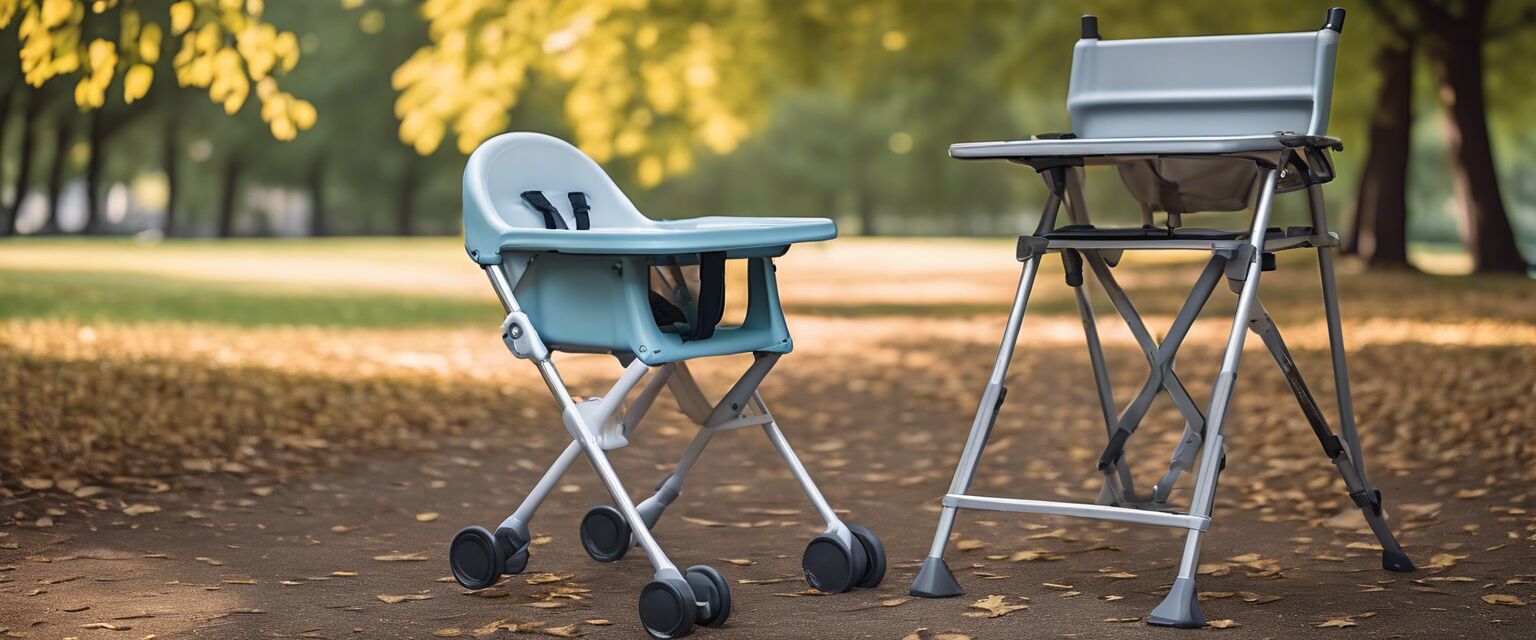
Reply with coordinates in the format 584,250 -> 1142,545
909,8 -> 1415,627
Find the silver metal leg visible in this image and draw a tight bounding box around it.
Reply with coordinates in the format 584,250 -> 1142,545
1306,184 -> 1415,573
1070,276 -> 1141,503
911,255 -> 1043,598
1086,254 -> 1225,506
754,393 -> 842,530
635,356 -> 844,538
535,359 -> 681,577
1148,167 -> 1280,628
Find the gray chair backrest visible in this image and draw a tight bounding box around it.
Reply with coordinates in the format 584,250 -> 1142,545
1067,18 -> 1340,139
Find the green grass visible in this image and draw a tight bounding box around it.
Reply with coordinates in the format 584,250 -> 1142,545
0,268 -> 502,328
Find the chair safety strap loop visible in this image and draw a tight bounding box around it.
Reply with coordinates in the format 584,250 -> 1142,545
567,192 -> 592,230
520,191 -> 567,230
682,251 -> 727,342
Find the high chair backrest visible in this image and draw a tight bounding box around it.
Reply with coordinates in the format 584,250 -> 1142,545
464,132 -> 651,262
1066,10 -> 1342,139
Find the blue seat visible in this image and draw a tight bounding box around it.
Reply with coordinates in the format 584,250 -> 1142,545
463,132 -> 836,364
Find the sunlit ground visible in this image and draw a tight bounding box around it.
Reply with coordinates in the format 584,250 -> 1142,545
1,237 -> 1532,637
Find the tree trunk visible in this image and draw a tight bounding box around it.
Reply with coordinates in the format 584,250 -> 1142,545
396,160 -> 418,236
5,89 -> 42,235
84,108 -> 107,233
41,116 -> 74,234
309,157 -> 327,236
0,86 -> 13,207
1423,2 -> 1527,272
162,101 -> 180,236
1350,38 -> 1414,269
216,156 -> 243,238
855,189 -> 876,236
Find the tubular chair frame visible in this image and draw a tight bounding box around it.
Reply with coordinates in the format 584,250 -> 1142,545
910,8 -> 1414,628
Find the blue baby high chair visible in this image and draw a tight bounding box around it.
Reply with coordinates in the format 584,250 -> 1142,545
449,132 -> 886,638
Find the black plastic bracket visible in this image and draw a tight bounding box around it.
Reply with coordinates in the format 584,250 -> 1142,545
1081,15 -> 1100,39
1324,7 -> 1346,33
1016,236 -> 1049,262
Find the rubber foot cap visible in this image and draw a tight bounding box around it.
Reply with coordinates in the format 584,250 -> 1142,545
1383,548 -> 1415,572
909,557 -> 963,598
1147,576 -> 1205,628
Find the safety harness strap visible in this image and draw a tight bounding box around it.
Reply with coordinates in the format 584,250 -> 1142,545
567,192 -> 592,230
683,252 -> 727,342
520,191 -> 567,230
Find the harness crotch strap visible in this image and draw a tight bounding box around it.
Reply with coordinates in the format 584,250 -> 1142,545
567,192 -> 592,230
683,251 -> 727,342
520,191 -> 568,230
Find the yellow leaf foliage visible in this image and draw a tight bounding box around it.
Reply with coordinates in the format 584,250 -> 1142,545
395,0 -> 779,187
8,0 -> 312,141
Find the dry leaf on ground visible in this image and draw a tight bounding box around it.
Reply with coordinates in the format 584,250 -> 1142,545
965,595 -> 1028,618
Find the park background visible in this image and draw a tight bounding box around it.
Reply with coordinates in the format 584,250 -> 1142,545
2,1 -> 1534,639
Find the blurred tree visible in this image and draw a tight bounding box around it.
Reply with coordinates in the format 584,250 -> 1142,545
1345,0 -> 1416,269
1408,0 -> 1534,272
1,0 -> 318,234
392,0 -> 818,188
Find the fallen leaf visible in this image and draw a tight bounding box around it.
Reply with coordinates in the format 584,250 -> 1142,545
373,552 -> 428,562
1316,619 -> 1357,628
881,597 -> 909,607
377,594 -> 433,604
964,594 -> 1028,618
433,629 -> 462,637
721,558 -> 755,566
80,622 -> 130,630
956,539 -> 986,551
1481,594 -> 1527,607
1424,553 -> 1468,569
122,504 -> 160,516
416,512 -> 440,523
1207,619 -> 1239,629
583,620 -> 611,626
526,573 -> 573,585
1100,571 -> 1137,580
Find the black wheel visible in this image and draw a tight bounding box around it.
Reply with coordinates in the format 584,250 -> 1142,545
685,565 -> 732,627
801,530 -> 868,593
639,578 -> 696,639
847,523 -> 886,588
449,526 -> 503,590
580,505 -> 632,563
495,526 -> 530,575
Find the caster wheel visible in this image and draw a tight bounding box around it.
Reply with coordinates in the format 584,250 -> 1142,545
801,529 -> 868,593
685,565 -> 732,627
580,505 -> 632,563
495,526 -> 530,575
639,578 -> 696,639
847,523 -> 886,588
449,526 -> 503,590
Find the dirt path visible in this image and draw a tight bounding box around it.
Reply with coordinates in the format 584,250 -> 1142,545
4,326 -> 1534,639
